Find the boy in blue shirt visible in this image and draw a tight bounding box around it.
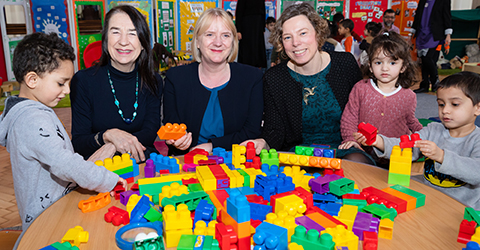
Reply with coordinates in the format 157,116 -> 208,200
355,71 -> 480,209
0,33 -> 126,234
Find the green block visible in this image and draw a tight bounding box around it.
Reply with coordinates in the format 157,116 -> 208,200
388,173 -> 410,186
177,234 -> 197,250
390,184 -> 426,208
204,196 -> 217,220
144,205 -> 162,222
362,203 -> 397,221
259,149 -> 279,166
343,198 -> 367,210
161,191 -> 208,210
295,146 -> 314,156
237,169 -> 250,187
113,166 -> 134,175
134,234 -> 164,250
291,226 -> 335,250
465,207 -> 480,224
188,183 -> 203,192
329,177 -> 354,196
51,242 -> 79,250
139,181 -> 182,205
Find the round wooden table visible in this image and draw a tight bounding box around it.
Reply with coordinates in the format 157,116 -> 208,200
17,160 -> 466,249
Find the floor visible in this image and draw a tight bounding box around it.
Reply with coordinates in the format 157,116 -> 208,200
0,76 -> 439,230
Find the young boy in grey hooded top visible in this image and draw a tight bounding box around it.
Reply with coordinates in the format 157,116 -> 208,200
355,71 -> 480,209
0,33 -> 126,235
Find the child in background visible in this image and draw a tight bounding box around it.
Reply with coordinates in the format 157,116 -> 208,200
264,17 -> 276,69
358,22 -> 383,65
355,71 -> 480,209
338,19 -> 357,56
0,33 -> 126,233
339,31 -> 422,161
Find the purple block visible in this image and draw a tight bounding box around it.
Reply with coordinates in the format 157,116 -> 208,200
183,163 -> 198,172
370,217 -> 380,233
120,190 -> 140,206
208,155 -> 224,164
352,212 -> 373,240
308,174 -> 343,194
295,216 -> 325,232
144,159 -> 155,178
313,148 -> 324,157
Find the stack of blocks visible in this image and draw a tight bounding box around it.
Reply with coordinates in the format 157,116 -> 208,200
388,145 -> 412,186
95,153 -> 139,183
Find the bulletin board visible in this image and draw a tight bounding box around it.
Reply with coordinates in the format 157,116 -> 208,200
30,0 -> 71,45
222,0 -> 236,17
349,0 -> 388,40
107,0 -> 155,46
156,0 -> 175,52
265,0 -> 277,18
316,0 -> 344,21
177,0 -> 218,51
392,0 -> 419,38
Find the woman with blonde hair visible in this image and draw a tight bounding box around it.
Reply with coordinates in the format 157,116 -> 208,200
163,8 -> 263,155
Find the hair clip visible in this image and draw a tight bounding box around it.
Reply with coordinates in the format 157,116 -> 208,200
383,32 -> 390,36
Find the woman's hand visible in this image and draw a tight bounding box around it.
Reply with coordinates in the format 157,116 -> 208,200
165,132 -> 192,151
338,141 -> 363,150
191,142 -> 213,154
414,140 -> 444,163
240,138 -> 268,155
103,129 -> 146,163
87,143 -> 116,162
110,177 -> 128,197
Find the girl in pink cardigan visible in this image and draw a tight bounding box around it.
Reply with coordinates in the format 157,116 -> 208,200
339,31 -> 422,152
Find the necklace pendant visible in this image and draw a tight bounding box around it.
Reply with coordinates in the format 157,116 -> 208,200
124,118 -> 132,124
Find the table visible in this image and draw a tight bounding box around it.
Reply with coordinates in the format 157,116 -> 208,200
17,160 -> 466,249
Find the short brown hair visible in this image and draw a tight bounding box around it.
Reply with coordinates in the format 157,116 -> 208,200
192,8 -> 238,63
269,3 -> 329,54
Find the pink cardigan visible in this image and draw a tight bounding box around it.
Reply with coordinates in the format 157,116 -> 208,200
341,79 -> 423,144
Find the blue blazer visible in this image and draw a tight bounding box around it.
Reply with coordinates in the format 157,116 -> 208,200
163,62 -> 263,154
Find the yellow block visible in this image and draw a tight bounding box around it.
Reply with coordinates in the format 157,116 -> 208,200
389,146 -> 412,175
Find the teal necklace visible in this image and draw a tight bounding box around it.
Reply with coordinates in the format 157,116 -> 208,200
107,69 -> 138,124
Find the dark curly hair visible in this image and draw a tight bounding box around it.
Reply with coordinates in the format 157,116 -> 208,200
364,31 -> 418,88
269,3 -> 329,54
13,32 -> 75,84
438,71 -> 480,105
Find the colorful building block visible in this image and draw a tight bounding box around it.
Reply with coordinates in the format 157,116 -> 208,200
78,192 -> 110,213
288,242 -> 304,250
458,219 -> 478,243
290,226 -> 335,250
130,195 -> 155,223
215,222 -> 238,250
150,153 -> 180,174
213,147 -> 233,164
322,225 -> 359,250
250,203 -> 272,221
329,177 -> 354,196
363,231 -> 378,250
260,148 -> 279,166
196,165 -> 218,191
378,218 -> 394,239
157,122 -> 187,140
309,174 -> 343,194
226,189 -> 250,223
275,195 -> 307,217
253,222 -> 288,250
361,187 -> 407,214
381,187 -> 416,211
219,209 -> 251,239
104,206 -> 130,226
334,205 -> 358,231
232,144 -> 246,168
61,226 -> 89,247
209,165 -> 230,189
265,211 -> 297,241
399,133 -> 421,148
185,148 -> 209,164
464,241 -> 480,250
163,204 -> 193,231
389,185 -> 425,208
134,232 -> 165,250
361,203 -> 397,221
194,220 -> 218,237
161,191 -> 209,210
358,122 -> 377,145
194,199 -> 215,227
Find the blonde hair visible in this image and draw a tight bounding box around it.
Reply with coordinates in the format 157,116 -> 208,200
192,8 -> 238,63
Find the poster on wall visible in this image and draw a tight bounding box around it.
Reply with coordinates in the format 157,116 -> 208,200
265,0 -> 277,18
349,0 -> 388,40
31,0 -> 70,45
316,0 -> 344,21
392,0 -> 419,37
156,0 -> 175,52
177,0 -> 218,51
222,0 -> 236,17
107,0 -> 155,45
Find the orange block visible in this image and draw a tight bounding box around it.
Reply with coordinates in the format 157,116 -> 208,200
382,187 -> 416,211
78,192 -> 111,213
306,212 -> 340,229
220,209 -> 251,238
157,123 -> 187,140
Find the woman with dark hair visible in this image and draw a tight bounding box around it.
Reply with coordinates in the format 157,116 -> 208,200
71,5 -> 162,163
242,3 -> 374,165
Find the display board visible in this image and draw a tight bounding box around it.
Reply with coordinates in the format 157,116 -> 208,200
265,0 -> 277,18
392,0 -> 419,38
349,0 -> 388,40
30,0 -> 71,45
317,0 -> 344,21
156,0 -> 175,52
177,0 -> 218,51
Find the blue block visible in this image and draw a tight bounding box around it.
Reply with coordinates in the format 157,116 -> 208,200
246,159 -> 252,163
212,147 -> 232,164
226,189 -> 250,223
275,173 -> 295,194
464,241 -> 480,250
321,203 -> 342,216
130,195 -> 154,223
193,199 -> 214,228
237,187 -> 256,196
253,222 -> 288,250
313,193 -> 337,204
119,171 -> 134,179
261,164 -> 284,176
39,246 -> 57,250
254,175 -> 277,201
150,153 -> 180,174
132,158 -> 139,176
250,203 -> 272,221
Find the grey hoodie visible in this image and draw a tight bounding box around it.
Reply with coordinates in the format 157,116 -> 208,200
0,96 -> 118,232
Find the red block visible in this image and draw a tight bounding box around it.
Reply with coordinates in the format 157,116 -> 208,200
198,159 -> 217,166
250,219 -> 262,228
246,142 -> 256,160
399,133 -> 421,148
246,194 -> 269,205
361,187 -> 407,214
104,206 -> 130,226
342,194 -> 366,200
358,122 -> 377,145
237,236 -> 250,250
130,183 -> 139,191
245,156 -> 261,169
159,169 -> 170,175
209,165 -> 230,189
323,168 -> 344,177
363,231 -> 378,250
458,219 -> 477,243
216,222 -> 238,250
125,177 -> 134,184
212,189 -> 230,207
184,148 -> 209,164
113,184 -> 126,200
182,178 -> 200,185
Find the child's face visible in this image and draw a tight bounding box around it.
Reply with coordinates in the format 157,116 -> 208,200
436,87 -> 480,135
364,29 -> 370,37
266,22 -> 275,32
31,60 -> 73,107
370,49 -> 404,86
338,24 -> 346,35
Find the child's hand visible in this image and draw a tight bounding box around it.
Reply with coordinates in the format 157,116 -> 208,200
110,177 -> 128,197
338,141 -> 363,150
165,132 -> 192,151
414,140 -> 444,163
353,132 -> 369,146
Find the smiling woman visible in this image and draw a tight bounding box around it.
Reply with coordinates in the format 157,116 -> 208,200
70,5 -> 162,163
163,8 -> 263,155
